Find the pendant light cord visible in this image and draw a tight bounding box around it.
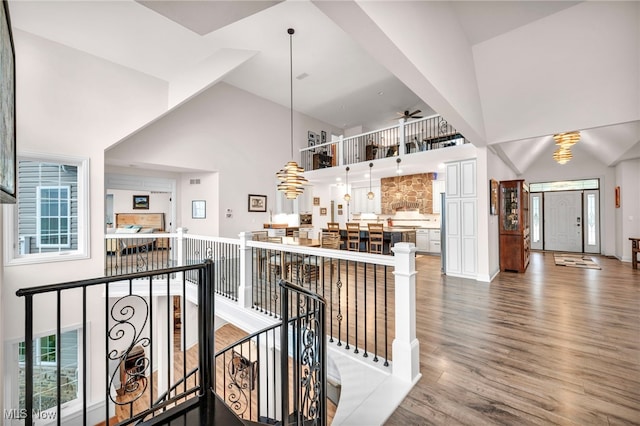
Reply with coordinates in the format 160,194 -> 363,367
288,28 -> 294,160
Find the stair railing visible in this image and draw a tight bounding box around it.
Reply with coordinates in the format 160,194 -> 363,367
214,279 -> 327,426
16,261 -> 215,426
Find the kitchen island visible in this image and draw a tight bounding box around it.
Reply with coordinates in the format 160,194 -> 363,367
323,227 -> 415,254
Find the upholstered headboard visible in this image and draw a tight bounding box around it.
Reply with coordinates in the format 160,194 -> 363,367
115,213 -> 165,232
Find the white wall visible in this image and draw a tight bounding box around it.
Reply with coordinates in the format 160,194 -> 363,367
616,159 -> 640,262
180,172 -> 219,236
473,2 -> 639,143
106,82 -> 341,238
315,1 -> 486,145
3,29 -> 169,409
108,189 -> 172,225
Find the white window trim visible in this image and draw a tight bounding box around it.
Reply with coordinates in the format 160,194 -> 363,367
4,323 -> 88,426
36,185 -> 72,249
3,152 -> 90,265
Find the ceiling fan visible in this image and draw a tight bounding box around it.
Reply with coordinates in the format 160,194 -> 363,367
395,109 -> 423,120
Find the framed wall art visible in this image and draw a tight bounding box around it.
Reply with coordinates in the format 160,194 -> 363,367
192,200 -> 206,219
0,1 -> 16,204
313,196 -> 320,206
320,207 -> 327,216
489,179 -> 498,215
133,195 -> 150,210
248,194 -> 267,212
615,186 -> 620,208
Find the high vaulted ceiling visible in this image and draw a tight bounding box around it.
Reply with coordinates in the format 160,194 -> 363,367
8,1 -> 640,175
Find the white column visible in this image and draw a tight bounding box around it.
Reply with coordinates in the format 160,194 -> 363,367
338,135 -> 345,166
398,119 -> 407,156
390,242 -> 421,383
238,231 -> 253,309
155,296 -> 173,397
176,227 -> 188,267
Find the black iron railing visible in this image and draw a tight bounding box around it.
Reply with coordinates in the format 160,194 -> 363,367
16,262 -> 216,426
298,114 -> 468,169
183,236 -> 241,301
215,279 -> 327,426
251,244 -> 394,367
105,234 -> 175,276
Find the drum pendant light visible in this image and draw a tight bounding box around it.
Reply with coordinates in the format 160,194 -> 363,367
276,28 -> 308,199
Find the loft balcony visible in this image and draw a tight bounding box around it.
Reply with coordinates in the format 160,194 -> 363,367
300,114 -> 468,172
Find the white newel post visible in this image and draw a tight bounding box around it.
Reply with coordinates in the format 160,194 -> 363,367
176,227 -> 188,267
398,119 -> 407,156
391,242 -> 421,383
338,135 -> 344,166
238,232 -> 253,309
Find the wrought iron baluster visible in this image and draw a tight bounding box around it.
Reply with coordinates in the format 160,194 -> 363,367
345,260 -> 350,350
384,266 -> 389,366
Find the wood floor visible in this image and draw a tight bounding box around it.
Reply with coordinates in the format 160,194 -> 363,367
385,251 -> 640,425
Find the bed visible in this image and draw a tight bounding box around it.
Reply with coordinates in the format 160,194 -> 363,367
107,213 -> 168,255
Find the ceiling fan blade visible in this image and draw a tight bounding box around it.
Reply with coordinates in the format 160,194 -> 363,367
408,109 -> 422,117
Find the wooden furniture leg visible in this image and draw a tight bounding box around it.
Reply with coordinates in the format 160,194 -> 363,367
630,238 -> 639,270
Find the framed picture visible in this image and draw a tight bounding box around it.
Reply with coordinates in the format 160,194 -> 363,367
0,2 -> 16,204
192,200 -> 206,219
320,207 -> 327,216
133,195 -> 149,210
615,186 -> 620,208
313,196 -> 320,206
489,179 -> 498,215
248,194 -> 267,212
338,209 -> 343,216
337,204 -> 343,209
308,131 -> 317,152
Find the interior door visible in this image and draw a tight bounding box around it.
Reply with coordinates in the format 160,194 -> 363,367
544,191 -> 582,252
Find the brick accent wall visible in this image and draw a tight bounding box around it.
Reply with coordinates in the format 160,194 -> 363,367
381,173 -> 436,215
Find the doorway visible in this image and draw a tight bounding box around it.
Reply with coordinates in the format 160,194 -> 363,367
529,180 -> 601,254
544,191 -> 583,252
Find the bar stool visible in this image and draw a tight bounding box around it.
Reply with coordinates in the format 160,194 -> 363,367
327,222 -> 340,234
346,223 -> 361,251
368,223 -> 384,254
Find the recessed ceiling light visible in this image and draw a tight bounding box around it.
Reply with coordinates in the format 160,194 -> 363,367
296,72 -> 309,80
378,91 -> 384,96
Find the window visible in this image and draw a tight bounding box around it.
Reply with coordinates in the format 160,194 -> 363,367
587,193 -> 596,246
17,330 -> 81,413
3,153 -> 89,264
529,179 -> 599,192
37,186 -> 72,248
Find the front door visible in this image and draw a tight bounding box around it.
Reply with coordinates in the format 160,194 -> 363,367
544,191 -> 582,252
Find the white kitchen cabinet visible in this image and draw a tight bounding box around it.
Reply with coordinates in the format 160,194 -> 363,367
416,229 -> 429,252
351,186 -> 380,214
274,187 -> 294,214
267,228 -> 286,237
416,228 -> 441,253
296,189 -> 313,213
432,180 -> 445,214
429,229 -> 441,253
